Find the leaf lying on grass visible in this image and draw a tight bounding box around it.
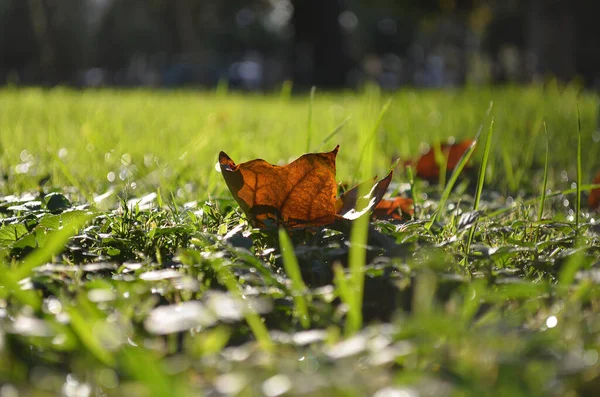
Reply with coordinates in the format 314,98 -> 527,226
219,146 -> 340,229
219,146 -> 409,229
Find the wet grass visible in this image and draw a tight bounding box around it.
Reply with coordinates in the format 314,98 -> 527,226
0,84 -> 600,396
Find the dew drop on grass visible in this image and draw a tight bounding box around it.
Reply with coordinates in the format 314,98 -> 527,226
58,148 -> 68,159
62,374 -> 91,397
144,301 -> 216,335
97,368 -> 119,389
546,316 -> 558,328
20,150 -> 29,162
584,349 -> 599,366
121,153 -> 131,165
215,373 -> 248,395
262,374 -> 291,397
43,297 -> 62,315
107,172 -> 115,182
144,154 -> 154,167
0,384 -> 19,397
373,387 -> 418,397
15,163 -> 30,174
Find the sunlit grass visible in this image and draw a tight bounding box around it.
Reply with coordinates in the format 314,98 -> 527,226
0,84 -> 599,396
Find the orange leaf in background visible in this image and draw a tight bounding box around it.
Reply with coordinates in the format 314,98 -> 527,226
589,172 -> 600,210
405,139 -> 475,181
219,146 -> 340,228
373,197 -> 414,220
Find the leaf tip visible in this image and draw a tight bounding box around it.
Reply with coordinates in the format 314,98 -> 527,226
219,151 -> 236,171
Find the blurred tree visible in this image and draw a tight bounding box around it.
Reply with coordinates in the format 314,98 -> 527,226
27,0 -> 86,84
291,0 -> 351,88
0,0 -> 38,83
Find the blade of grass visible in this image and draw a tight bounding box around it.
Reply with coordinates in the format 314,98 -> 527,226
306,86 -> 316,152
465,117 -> 494,262
332,262 -> 351,307
317,116 -> 351,150
352,98 -> 393,181
535,122 -> 550,245
576,105 -> 582,234
278,228 -> 310,329
280,80 -> 293,101
346,212 -> 369,336
425,102 -> 493,230
345,98 -> 393,335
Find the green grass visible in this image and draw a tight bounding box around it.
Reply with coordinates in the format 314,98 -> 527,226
0,84 -> 600,396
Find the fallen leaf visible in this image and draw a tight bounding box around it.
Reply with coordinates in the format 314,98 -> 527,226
589,172 -> 600,210
219,147 -> 340,228
405,139 -> 475,181
373,197 -> 414,220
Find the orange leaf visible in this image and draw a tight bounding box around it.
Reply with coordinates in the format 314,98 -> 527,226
373,197 -> 414,220
336,171 -> 393,219
589,172 -> 600,210
405,139 -> 475,181
219,146 -> 340,228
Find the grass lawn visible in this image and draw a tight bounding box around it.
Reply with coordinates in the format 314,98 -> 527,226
0,84 -> 599,396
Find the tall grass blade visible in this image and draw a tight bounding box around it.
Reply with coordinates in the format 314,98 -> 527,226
278,228 -> 310,329
332,262 -> 351,308
425,102 -> 493,229
346,210 -> 369,336
576,105 -> 582,234
345,98 -> 393,335
466,117 -> 494,260
280,80 -> 293,101
307,86 -> 316,152
352,98 -> 393,181
535,122 -> 550,245
318,116 -> 351,149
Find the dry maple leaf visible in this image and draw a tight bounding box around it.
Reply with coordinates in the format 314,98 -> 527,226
589,171 -> 600,210
219,146 -> 340,228
404,139 -> 475,181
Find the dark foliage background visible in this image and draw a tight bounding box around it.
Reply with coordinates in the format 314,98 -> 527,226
1,0 -> 598,90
